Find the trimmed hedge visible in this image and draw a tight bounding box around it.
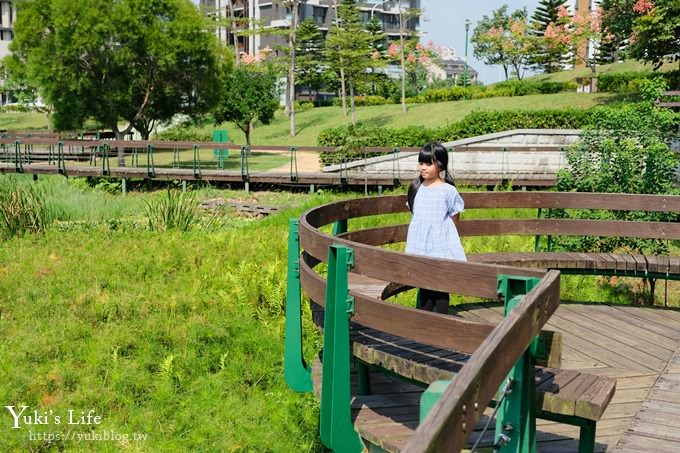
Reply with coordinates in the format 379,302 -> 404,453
317,108 -> 594,165
597,70 -> 679,93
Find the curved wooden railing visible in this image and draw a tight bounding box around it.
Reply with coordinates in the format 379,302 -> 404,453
288,191 -> 680,452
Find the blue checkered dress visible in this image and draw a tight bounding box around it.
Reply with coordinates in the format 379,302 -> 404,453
405,183 -> 466,261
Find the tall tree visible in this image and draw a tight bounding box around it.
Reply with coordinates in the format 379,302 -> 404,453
598,0 -> 636,63
213,65 -> 279,146
9,0 -> 220,164
325,0 -> 373,124
295,18 -> 325,102
471,5 -> 533,80
629,0 -> 680,71
528,0 -> 570,72
284,0 -> 304,137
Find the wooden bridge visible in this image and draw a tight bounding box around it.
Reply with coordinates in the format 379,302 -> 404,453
284,192 -> 680,452
0,137 -> 576,190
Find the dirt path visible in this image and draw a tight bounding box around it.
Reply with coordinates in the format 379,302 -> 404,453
266,150 -> 321,173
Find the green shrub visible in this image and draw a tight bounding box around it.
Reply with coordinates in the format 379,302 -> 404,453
317,108 -> 594,165
331,95 -> 389,107
597,70 -> 679,93
144,190 -> 198,232
153,127 -> 211,142
0,177 -> 56,240
293,101 -> 315,111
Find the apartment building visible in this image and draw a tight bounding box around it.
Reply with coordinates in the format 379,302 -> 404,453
200,0 -> 421,58
0,0 -> 14,105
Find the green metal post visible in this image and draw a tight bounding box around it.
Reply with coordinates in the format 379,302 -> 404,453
57,142 -> 65,174
333,219 -> 347,236
495,275 -> 541,453
284,219 -> 313,392
14,140 -> 22,172
392,147 -> 401,185
101,145 -> 110,176
240,146 -> 250,181
319,244 -> 363,453
290,146 -> 298,182
534,208 -> 542,253
420,379 -> 454,421
146,144 -> 155,177
192,145 -> 201,179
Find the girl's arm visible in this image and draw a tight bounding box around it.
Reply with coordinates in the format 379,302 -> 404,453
451,213 -> 460,229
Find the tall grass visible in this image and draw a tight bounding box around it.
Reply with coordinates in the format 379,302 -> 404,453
144,189 -> 199,231
0,177 -> 56,240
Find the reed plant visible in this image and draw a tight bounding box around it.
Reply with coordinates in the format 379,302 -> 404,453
144,189 -> 198,232
0,177 -> 55,240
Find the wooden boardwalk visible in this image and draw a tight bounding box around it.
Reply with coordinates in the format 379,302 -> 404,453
451,302 -> 680,452
321,295 -> 680,451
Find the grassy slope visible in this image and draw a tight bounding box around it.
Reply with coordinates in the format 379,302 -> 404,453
0,92 -> 622,147
524,59 -> 678,83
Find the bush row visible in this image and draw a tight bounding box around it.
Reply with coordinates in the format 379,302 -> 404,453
317,108 -> 594,165
317,103 -> 679,166
597,70 -> 679,93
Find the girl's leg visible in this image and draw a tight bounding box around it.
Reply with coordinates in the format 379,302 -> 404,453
419,289 -> 450,314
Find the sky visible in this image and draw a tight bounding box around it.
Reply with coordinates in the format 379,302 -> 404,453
421,0 -> 541,84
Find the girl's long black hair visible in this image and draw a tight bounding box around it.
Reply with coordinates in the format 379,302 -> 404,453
407,142 -> 455,212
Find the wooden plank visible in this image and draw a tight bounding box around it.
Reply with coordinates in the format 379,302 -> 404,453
587,304 -> 680,341
558,304 -> 676,356
545,313 -> 660,373
614,306 -> 680,334
616,433 -> 680,453
554,305 -> 674,362
631,254 -> 648,272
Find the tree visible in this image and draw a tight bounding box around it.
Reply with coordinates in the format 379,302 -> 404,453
296,18 -> 325,102
325,0 -> 374,124
543,5 -> 603,76
9,0 -> 220,165
471,5 -> 533,80
528,0 -> 570,72
284,0 -> 304,137
598,0 -> 636,63
554,104 -> 679,304
213,65 -> 278,146
629,0 -> 680,70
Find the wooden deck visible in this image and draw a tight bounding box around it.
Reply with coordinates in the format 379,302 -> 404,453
456,302 -> 680,452
321,298 -> 680,452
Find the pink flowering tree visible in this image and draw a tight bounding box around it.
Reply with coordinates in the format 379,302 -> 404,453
387,40 -> 440,94
471,5 -> 534,80
543,5 -> 604,75
628,0 -> 680,70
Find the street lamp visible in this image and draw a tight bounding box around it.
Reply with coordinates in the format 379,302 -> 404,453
370,0 -> 392,20
463,19 -> 471,91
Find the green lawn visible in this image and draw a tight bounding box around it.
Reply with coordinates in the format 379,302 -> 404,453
0,91 -> 623,147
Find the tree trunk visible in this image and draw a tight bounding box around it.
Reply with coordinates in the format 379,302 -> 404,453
288,0 -> 298,137
115,129 -> 126,167
339,57 -> 347,116
399,8 -> 406,113
349,77 -> 356,126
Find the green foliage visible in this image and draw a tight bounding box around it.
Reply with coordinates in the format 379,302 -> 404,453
553,105 -> 678,259
9,0 -> 221,137
629,0 -> 680,70
472,5 -> 532,80
331,95 -> 389,107
597,70 -> 679,92
144,190 -> 199,232
528,0 -> 570,72
153,126 -> 212,142
0,177 -> 56,240
317,108 -> 594,164
296,18 -> 327,97
213,65 -> 279,145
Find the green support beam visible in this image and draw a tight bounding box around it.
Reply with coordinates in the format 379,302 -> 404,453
319,243 -> 364,453
283,219 -> 313,392
495,275 -> 541,453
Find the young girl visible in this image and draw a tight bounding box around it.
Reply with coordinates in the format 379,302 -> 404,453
406,142 -> 466,314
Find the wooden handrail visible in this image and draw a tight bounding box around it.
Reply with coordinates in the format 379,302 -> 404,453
402,270 -> 561,453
